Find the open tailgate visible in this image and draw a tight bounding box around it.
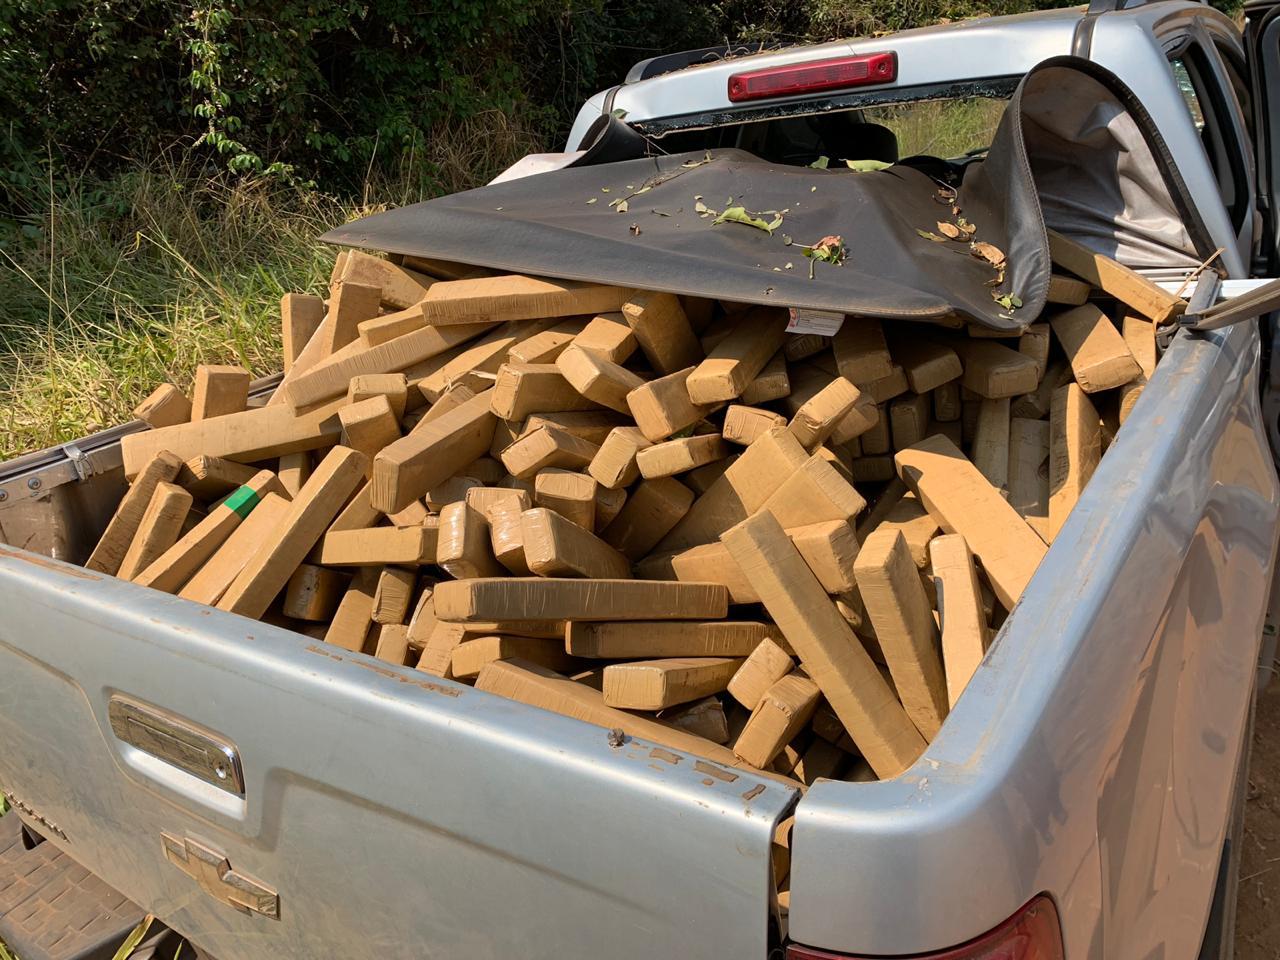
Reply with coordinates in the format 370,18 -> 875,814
0,545 -> 796,960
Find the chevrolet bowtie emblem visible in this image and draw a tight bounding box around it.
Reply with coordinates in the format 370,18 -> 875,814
161,833 -> 280,920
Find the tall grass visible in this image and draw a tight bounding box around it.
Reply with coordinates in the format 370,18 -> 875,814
0,114 -> 541,461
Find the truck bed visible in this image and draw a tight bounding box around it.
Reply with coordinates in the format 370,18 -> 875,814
0,313 -> 1275,957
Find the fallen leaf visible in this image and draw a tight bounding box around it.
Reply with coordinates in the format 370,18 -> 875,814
586,198 -> 598,204
713,205 -> 785,234
617,200 -> 629,213
992,291 -> 1023,310
937,221 -> 962,240
629,223 -> 642,235
601,187 -> 610,193
971,241 -> 1006,266
652,209 -> 671,217
846,158 -> 893,172
810,186 -> 817,192
916,229 -> 949,242
810,156 -> 830,169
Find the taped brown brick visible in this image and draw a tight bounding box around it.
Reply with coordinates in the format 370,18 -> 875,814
324,281 -> 383,354
928,534 -> 988,708
476,659 -> 789,779
1008,417 -> 1051,523
416,622 -> 466,677
358,305 -> 427,347
1017,324 -> 1051,381
603,657 -> 742,710
434,578 -> 729,623
758,454 -> 865,528
685,455 -> 735,495
783,332 -> 829,362
466,486 -> 532,516
452,635 -> 576,679
175,455 -> 260,501
280,293 -> 327,373
523,507 -> 632,579
665,541 -> 757,603
660,696 -> 730,744
788,520 -> 859,593
833,318 -> 894,384
471,489 -> 532,575
87,450 -> 185,574
534,469 -> 597,530
565,620 -> 780,659
733,672 -> 821,768
952,340 -> 1039,399
372,389 -> 496,513
1118,314 -> 1157,423
281,320 -> 492,410
588,426 -> 652,489
721,510 -> 926,778
433,502 -> 503,579
339,395 -> 401,475
405,581 -> 440,648
554,343 -> 646,415
853,528 -> 949,740
1047,229 -> 1184,323
728,637 -> 795,710
319,522 -> 439,566
686,306 -> 789,403
1046,274 -> 1091,305
348,373 -> 409,419
723,405 -> 787,446
425,475 -> 482,512
636,434 -> 728,479
889,392 -> 930,451
417,320 -> 552,402
859,407 -> 892,455
895,434 -> 1046,610
622,290 -> 703,374
134,383 -> 192,429
338,250 -> 433,310
740,351 -> 790,404
371,566 -> 417,624
933,382 -> 961,422
1050,304 -> 1142,393
522,410 -> 627,445
492,362 -> 600,420
789,377 -> 860,449
794,738 -> 847,786
121,397 -> 346,478
283,563 -> 347,621
501,424 -> 600,479
135,470 -> 284,593
373,624 -> 412,665
657,426 -> 808,552
178,493 -> 291,605
888,338 -> 962,393
857,364 -> 909,403
571,312 -> 637,363
868,493 -> 938,570
325,568 -> 379,652
508,317 -> 588,365
1048,382 -> 1101,539
600,477 -> 694,560
420,275 -> 627,326
117,481 -> 194,581
218,446 -> 367,619
971,398 -> 1011,493
191,364 -> 251,421
276,452 -> 311,498
594,486 -> 627,531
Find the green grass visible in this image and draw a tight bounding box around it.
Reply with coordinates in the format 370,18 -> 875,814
0,110 -> 543,462
0,165 -> 351,460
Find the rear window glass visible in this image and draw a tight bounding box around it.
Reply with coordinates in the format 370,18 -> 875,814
646,95 -> 1010,166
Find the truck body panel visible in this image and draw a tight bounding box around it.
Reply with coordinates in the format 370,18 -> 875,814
0,554 -> 794,959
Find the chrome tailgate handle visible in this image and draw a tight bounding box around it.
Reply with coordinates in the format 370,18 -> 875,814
107,695 -> 244,796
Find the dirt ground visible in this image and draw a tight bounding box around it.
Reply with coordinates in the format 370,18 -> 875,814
1235,680 -> 1280,958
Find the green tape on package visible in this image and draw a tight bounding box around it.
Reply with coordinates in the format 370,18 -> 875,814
223,485 -> 261,519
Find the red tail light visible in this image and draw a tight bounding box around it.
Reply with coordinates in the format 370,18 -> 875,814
727,52 -> 896,103
786,895 -> 1064,960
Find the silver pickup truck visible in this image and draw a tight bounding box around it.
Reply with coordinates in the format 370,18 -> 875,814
3,1 -> 1280,958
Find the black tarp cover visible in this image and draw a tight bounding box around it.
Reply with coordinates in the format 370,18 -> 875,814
322,57 -> 1210,333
